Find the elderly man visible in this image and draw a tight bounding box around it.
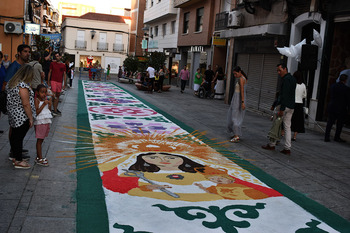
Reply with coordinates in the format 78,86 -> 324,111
262,63 -> 296,155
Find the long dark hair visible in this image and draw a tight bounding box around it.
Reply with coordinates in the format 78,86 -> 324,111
128,152 -> 205,173
293,71 -> 303,84
233,66 -> 247,80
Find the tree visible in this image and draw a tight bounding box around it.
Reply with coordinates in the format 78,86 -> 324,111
123,55 -> 139,73
148,51 -> 166,70
33,35 -> 51,58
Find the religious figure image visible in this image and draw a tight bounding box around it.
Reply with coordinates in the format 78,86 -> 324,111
101,152 -> 281,202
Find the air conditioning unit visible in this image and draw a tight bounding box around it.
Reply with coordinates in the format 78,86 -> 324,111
227,11 -> 243,28
4,21 -> 23,34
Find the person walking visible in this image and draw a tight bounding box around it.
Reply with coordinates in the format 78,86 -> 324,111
34,84 -> 52,166
213,66 -> 225,100
262,64 -> 296,154
48,52 -> 66,116
28,51 -> 45,93
204,65 -> 215,97
193,67 -> 203,95
6,65 -> 36,169
146,64 -> 156,93
291,71 -> 307,141
324,74 -> 350,142
42,46 -> 53,82
179,65 -> 190,93
157,65 -> 168,93
227,66 -> 247,143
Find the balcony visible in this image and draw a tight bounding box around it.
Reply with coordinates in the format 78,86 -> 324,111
215,12 -> 228,31
173,0 -> 202,8
113,43 -> 124,52
97,42 -> 109,51
75,40 -> 87,49
144,0 -> 177,24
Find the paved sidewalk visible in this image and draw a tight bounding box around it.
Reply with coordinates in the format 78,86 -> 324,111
0,77 -> 349,233
116,80 -> 350,222
0,81 -> 78,232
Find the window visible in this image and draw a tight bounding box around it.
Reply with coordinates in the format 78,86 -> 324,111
196,7 -> 204,32
183,12 -> 189,34
162,23 -> 167,36
171,20 -> 176,34
150,27 -> 153,37
155,26 -> 158,37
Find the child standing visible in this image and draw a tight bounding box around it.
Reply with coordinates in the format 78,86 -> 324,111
34,84 -> 52,166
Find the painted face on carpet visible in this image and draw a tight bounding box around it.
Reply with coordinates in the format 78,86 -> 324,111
74,81 -> 346,233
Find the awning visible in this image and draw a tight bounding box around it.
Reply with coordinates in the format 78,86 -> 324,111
220,23 -> 287,38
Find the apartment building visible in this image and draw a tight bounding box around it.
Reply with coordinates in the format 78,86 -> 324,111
174,0 -> 220,88
144,0 -> 180,73
217,0 -> 350,127
129,0 -> 146,57
61,13 -> 129,74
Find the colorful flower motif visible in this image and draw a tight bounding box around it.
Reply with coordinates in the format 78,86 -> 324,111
88,106 -> 158,116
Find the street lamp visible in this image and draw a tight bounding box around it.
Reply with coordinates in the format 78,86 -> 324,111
90,30 -> 96,39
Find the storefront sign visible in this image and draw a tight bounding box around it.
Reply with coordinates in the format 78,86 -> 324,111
175,54 -> 181,61
190,46 -> 204,52
213,36 -> 226,46
25,23 -> 40,35
148,40 -> 158,49
142,40 -> 148,49
137,56 -> 147,62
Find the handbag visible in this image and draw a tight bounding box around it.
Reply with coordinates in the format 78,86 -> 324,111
303,106 -> 309,115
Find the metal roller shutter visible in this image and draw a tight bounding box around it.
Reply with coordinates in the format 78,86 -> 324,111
246,54 -> 264,110
235,53 -> 279,113
259,54 -> 280,113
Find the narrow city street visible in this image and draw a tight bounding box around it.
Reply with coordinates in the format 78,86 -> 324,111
1,76 -> 349,232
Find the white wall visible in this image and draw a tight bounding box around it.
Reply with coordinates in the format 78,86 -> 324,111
62,17 -> 129,69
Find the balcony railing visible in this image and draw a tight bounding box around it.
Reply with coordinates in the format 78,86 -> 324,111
97,42 -> 109,51
75,40 -> 87,49
113,43 -> 124,52
215,12 -> 228,31
174,0 -> 201,8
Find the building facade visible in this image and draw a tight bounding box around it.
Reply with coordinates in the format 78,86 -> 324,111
220,0 -> 289,112
129,0 -> 146,57
61,13 -> 129,74
144,0 -> 180,75
175,0 -> 220,89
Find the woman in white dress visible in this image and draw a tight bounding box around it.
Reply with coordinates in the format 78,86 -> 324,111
227,66 -> 247,142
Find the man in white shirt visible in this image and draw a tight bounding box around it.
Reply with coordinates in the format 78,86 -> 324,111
146,65 -> 156,93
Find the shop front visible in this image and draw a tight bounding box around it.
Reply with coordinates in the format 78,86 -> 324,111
232,36 -> 286,113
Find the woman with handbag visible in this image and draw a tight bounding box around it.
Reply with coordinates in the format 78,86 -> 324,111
291,71 -> 307,141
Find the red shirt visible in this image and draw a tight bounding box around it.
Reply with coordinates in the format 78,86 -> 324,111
50,62 -> 66,82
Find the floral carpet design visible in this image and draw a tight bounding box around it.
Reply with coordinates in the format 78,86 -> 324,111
76,81 -> 348,233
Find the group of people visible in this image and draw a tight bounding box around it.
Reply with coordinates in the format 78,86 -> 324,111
0,44 -> 70,169
179,64 -> 226,99
226,62 -> 349,155
143,64 -> 169,93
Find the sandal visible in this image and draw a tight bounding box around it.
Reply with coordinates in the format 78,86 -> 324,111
14,160 -> 31,169
35,157 -> 49,167
230,136 -> 240,143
